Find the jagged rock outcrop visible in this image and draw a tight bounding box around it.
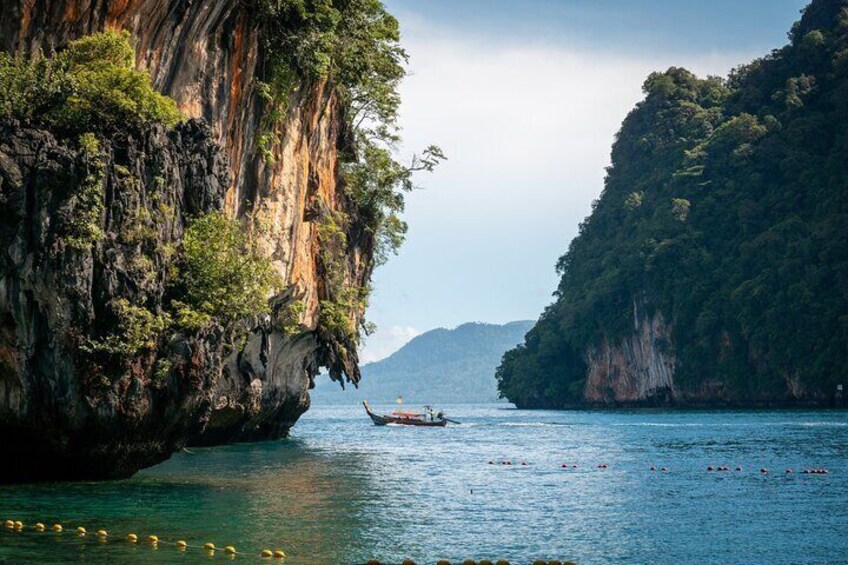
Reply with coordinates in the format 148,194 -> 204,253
0,0 -> 375,481
0,119 -> 233,480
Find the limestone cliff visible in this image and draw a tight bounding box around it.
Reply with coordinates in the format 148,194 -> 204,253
0,0 -> 377,481
583,302 -> 676,406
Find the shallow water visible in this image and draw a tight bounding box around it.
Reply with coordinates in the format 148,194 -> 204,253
1,405 -> 847,564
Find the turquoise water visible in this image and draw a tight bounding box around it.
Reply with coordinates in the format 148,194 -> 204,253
1,405 -> 847,564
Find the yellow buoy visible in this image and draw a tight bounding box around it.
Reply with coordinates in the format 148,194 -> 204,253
34,523 -> 46,532
176,540 -> 187,549
462,560 -> 477,565
225,546 -> 237,555
126,533 -> 138,542
147,534 -> 159,544
4,520 -> 13,529
52,524 -> 63,532
479,561 -> 494,565
402,560 -> 417,565
76,527 -> 86,536
495,561 -> 511,565
273,549 -> 287,559
261,549 -> 274,558
204,542 -> 216,551
97,529 -> 108,538
366,560 -> 381,565
14,521 -> 24,530
436,560 -> 451,565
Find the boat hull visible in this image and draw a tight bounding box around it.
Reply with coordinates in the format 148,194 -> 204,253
363,402 -> 447,427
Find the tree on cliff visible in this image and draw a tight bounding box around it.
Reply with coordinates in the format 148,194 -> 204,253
0,29 -> 180,133
497,0 -> 848,408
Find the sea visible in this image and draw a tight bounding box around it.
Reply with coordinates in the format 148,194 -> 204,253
1,404 -> 847,564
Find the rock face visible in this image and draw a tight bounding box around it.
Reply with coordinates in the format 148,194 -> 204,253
0,1 -> 373,481
583,302 -> 675,406
0,120 -> 231,480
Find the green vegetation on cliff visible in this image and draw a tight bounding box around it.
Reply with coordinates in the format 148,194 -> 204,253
498,0 -> 848,407
176,212 -> 283,330
257,0 -> 443,373
257,0 -> 443,263
0,29 -> 180,134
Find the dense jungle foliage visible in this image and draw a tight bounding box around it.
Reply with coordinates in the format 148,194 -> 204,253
0,29 -> 180,134
497,0 -> 848,407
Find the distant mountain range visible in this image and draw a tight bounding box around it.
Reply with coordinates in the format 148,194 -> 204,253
311,321 -> 534,405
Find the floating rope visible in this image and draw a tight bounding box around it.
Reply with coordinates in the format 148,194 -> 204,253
0,519 -> 288,559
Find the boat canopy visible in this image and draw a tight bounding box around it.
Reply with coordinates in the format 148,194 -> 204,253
390,410 -> 424,418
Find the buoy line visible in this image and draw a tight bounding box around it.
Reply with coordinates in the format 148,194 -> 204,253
0,519 -> 288,559
483,460 -> 832,475
2,460 -> 833,564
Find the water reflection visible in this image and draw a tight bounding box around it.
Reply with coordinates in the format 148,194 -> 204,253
0,441 -> 381,563
2,406 -> 847,564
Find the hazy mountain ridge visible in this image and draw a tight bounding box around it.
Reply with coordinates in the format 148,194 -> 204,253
312,321 -> 533,404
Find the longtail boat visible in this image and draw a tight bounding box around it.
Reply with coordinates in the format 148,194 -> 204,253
362,401 -> 448,427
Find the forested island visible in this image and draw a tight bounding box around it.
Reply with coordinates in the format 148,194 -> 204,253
498,0 -> 848,409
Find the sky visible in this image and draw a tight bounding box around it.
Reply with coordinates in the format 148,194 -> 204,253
358,0 -> 810,363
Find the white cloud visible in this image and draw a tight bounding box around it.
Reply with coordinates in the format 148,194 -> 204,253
359,325 -> 421,364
